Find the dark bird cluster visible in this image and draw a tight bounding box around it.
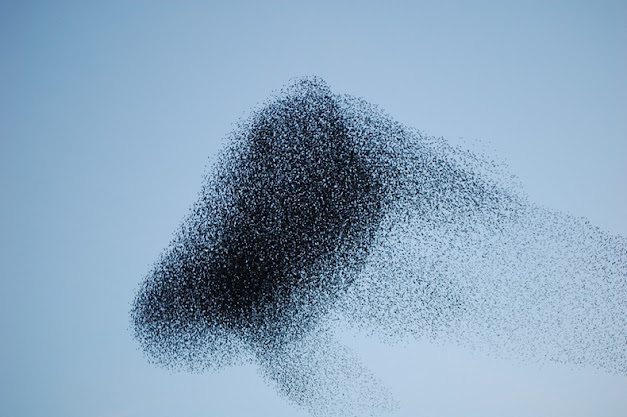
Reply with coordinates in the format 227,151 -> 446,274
132,77 -> 627,416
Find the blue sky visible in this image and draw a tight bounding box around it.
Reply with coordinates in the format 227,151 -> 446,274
1,1 -> 626,416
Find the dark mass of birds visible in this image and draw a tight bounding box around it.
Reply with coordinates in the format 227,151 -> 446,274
131,77 -> 627,416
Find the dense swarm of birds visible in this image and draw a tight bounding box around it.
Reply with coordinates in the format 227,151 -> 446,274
131,77 -> 627,416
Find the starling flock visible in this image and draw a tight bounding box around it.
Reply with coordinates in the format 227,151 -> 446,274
131,77 -> 627,416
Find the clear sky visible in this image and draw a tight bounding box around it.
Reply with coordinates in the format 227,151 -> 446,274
1,1 -> 626,416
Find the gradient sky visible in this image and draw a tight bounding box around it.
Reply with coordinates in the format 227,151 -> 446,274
1,1 -> 626,416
